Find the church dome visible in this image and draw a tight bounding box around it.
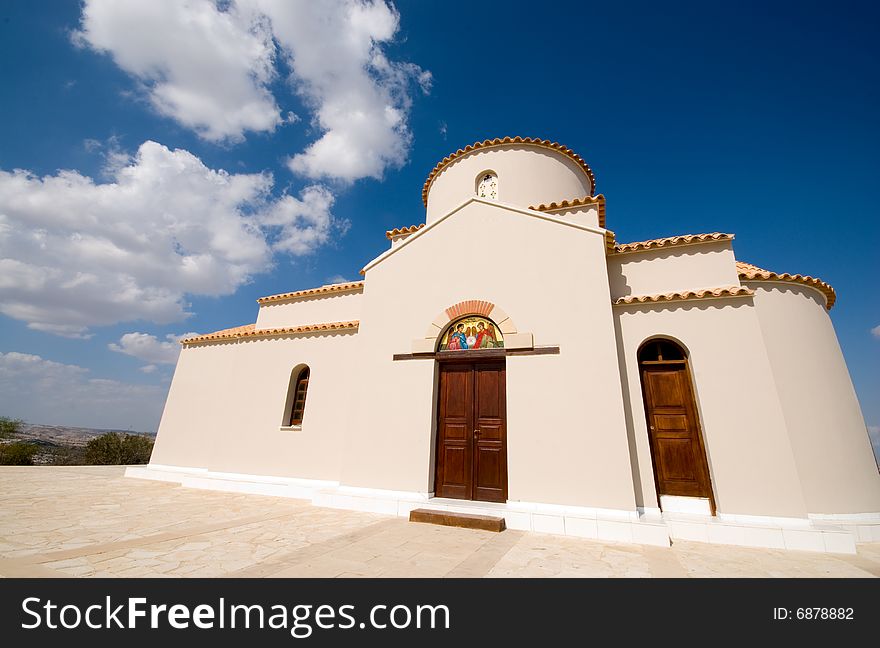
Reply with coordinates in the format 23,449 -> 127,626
422,136 -> 596,222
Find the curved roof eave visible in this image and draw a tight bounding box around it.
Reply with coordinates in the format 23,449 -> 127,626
421,136 -> 596,206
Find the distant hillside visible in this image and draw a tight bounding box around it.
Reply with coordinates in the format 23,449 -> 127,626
16,422 -> 155,448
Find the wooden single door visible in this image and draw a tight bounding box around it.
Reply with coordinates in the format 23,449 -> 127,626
435,360 -> 507,502
640,364 -> 713,504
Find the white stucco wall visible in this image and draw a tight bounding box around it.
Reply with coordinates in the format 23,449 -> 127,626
344,198 -> 637,510
534,205 -> 601,229
746,281 -> 880,513
607,241 -> 740,300
614,298 -> 809,518
150,330 -> 359,481
255,291 -> 363,330
390,234 -> 415,249
425,146 -> 593,224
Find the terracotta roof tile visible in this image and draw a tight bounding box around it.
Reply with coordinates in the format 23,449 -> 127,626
604,230 -> 617,252
529,194 -> 606,228
385,224 -> 425,239
612,232 -> 734,254
736,261 -> 836,310
181,321 -> 359,345
257,281 -> 364,305
183,324 -> 255,342
614,286 -> 754,306
422,137 -> 596,206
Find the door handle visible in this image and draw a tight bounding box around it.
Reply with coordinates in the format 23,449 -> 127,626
473,429 -> 481,438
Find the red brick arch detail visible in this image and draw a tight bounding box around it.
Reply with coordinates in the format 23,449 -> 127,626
445,300 -> 495,320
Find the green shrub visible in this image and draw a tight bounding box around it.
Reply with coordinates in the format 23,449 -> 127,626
84,432 -> 154,465
0,441 -> 40,465
0,416 -> 23,439
48,445 -> 88,466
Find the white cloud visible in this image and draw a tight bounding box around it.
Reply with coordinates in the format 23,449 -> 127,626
5,2 -> 426,338
27,323 -> 95,340
260,0 -> 431,182
0,141 -> 337,336
109,331 -> 197,365
258,185 -> 335,255
74,0 -> 281,142
76,1 -> 429,182
871,325 -> 880,338
0,351 -> 165,431
82,135 -> 135,178
140,364 -> 158,374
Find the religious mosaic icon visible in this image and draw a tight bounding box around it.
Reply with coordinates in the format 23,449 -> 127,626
440,316 -> 504,351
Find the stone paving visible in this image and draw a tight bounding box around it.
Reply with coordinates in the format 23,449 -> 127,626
0,466 -> 878,578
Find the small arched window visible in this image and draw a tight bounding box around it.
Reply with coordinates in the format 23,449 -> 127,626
477,172 -> 498,200
287,366 -> 310,426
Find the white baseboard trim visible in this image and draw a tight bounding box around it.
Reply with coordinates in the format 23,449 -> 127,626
421,497 -> 670,547
663,512 -> 856,554
143,463 -> 209,474
808,511 -> 880,522
806,512 -> 880,543
125,465 -> 866,553
124,464 -> 338,500
716,512 -> 813,529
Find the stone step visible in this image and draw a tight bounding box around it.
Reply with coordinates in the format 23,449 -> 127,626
409,508 -> 506,532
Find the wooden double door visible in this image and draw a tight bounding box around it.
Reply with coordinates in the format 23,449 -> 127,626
640,360 -> 714,511
434,359 -> 507,502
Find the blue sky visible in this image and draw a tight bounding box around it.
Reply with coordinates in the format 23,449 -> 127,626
0,1 -> 877,446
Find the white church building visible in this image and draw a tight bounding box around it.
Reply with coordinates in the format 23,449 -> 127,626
130,136 -> 880,553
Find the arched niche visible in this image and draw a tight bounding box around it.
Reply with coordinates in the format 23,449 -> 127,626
409,300 -> 533,354
438,315 -> 504,352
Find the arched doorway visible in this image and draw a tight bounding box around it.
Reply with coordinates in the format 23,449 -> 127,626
434,315 -> 507,503
638,339 -> 715,515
